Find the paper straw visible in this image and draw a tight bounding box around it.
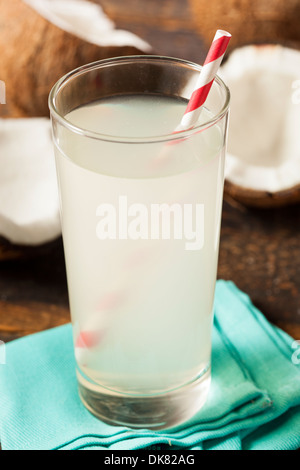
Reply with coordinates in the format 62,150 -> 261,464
175,30 -> 231,133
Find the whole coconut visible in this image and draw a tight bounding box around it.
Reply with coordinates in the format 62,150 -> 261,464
188,0 -> 300,50
0,0 -> 148,118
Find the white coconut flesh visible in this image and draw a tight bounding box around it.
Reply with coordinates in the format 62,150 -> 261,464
220,45 -> 300,192
0,118 -> 61,245
23,0 -> 151,51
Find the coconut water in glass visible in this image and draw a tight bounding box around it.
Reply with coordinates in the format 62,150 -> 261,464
49,56 -> 230,429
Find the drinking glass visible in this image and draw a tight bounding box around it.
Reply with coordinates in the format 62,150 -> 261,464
49,56 -> 230,429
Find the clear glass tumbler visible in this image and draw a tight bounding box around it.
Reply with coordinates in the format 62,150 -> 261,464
49,56 -> 230,430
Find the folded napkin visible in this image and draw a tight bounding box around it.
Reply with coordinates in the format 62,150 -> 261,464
0,281 -> 299,450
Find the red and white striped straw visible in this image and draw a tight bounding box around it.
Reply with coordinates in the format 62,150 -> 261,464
175,30 -> 231,133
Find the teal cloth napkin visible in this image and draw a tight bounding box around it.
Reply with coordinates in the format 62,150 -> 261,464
0,280 -> 300,450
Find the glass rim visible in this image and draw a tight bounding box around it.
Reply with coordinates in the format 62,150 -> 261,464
48,55 -> 230,144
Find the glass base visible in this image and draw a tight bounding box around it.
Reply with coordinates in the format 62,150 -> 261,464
77,367 -> 211,430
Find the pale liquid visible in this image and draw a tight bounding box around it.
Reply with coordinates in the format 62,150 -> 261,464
55,94 -> 225,395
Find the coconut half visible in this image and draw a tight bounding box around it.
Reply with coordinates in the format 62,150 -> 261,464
220,45 -> 300,207
23,0 -> 151,50
0,0 -> 151,118
0,118 -> 60,245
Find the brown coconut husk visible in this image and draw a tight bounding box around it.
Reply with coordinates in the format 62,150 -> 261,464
224,181 -> 300,209
0,0 -> 145,118
188,0 -> 300,50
